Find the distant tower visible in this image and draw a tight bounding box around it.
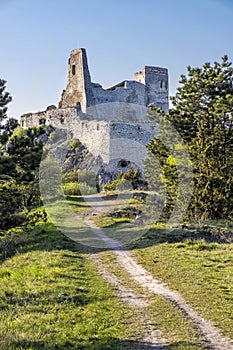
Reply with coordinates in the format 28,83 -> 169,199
59,48 -> 93,112
135,66 -> 169,113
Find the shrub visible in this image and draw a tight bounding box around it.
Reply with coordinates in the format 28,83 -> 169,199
103,178 -> 132,192
63,181 -> 96,196
63,182 -> 80,195
78,170 -> 96,188
78,182 -> 96,195
62,169 -> 97,187
103,179 -> 120,192
62,170 -> 79,183
71,139 -> 81,149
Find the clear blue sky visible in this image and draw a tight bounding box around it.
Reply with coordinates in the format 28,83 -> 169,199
1,0 -> 233,119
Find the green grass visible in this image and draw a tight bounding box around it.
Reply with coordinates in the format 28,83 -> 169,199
0,221 -> 144,349
130,234 -> 233,340
97,251 -> 205,349
1,194 -> 232,349
93,206 -> 233,342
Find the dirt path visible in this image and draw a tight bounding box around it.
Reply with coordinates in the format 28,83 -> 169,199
84,211 -> 233,350
90,253 -> 167,349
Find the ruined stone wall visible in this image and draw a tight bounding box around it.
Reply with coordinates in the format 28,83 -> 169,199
109,122 -> 158,167
21,104 -> 158,167
135,66 -> 169,113
21,107 -> 77,130
21,107 -> 111,163
90,80 -> 146,106
20,48 -> 167,170
58,48 -> 169,114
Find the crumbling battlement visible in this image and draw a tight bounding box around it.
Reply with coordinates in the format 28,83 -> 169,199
20,48 -> 168,165
58,48 -> 169,113
21,48 -> 169,127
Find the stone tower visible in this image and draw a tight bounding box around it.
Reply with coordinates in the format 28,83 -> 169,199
135,66 -> 169,113
59,48 -> 94,112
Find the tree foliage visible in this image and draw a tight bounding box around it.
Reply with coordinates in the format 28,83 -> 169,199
0,81 -> 45,230
147,56 -> 233,221
0,79 -> 12,126
0,126 -> 44,230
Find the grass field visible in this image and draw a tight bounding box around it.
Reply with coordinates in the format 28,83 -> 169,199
131,234 -> 233,340
93,202 -> 233,342
0,222 -> 144,350
1,194 -> 232,349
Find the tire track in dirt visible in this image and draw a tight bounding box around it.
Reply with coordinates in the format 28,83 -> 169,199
90,253 -> 167,349
84,212 -> 233,350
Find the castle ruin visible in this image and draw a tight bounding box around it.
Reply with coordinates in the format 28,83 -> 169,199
21,48 -> 169,171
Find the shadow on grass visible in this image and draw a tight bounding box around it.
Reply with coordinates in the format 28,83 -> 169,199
0,222 -> 87,264
129,224 -> 233,250
2,287 -> 93,308
1,191 -> 233,266
66,195 -> 89,209
1,219 -> 232,267
71,196 -> 233,246
61,195 -> 233,247
7,338 -> 200,349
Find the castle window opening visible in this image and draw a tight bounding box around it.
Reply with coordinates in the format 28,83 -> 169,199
160,80 -> 167,89
39,118 -> 46,125
60,115 -> 64,124
72,64 -> 76,75
118,159 -> 129,168
97,123 -> 99,130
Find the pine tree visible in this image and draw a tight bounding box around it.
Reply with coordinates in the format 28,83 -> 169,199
0,79 -> 45,229
0,79 -> 12,127
147,56 -> 233,221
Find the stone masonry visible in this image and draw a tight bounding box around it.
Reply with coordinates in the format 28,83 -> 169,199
21,48 -> 169,169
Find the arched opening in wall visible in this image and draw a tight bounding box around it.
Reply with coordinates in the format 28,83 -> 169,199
97,123 -> 99,130
39,118 -> 46,125
118,159 -> 130,168
72,64 -> 76,75
21,121 -> 24,127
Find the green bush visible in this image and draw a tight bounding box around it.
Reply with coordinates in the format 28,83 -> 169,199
71,139 -> 81,149
119,167 -> 145,190
62,170 -> 98,195
63,182 -> 80,195
63,181 -> 96,195
103,178 -> 131,192
0,179 -> 25,230
62,169 -> 97,187
78,182 -> 96,195
103,179 -> 120,192
78,169 -> 96,188
62,169 -> 79,183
